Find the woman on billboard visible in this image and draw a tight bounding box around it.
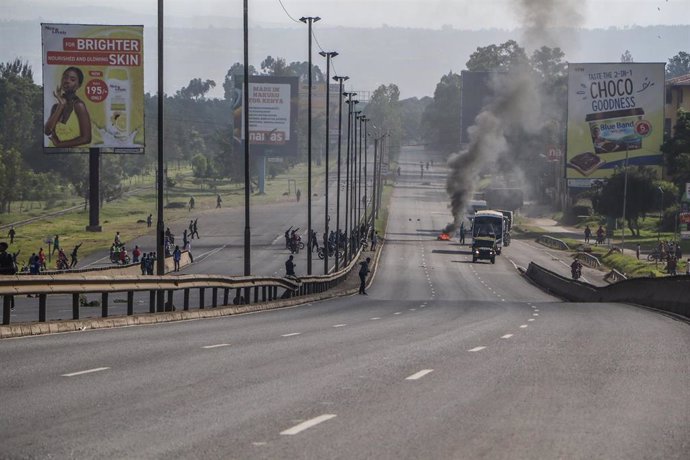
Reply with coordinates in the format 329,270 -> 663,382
44,66 -> 92,148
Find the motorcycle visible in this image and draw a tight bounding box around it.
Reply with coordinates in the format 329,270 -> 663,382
571,264 -> 582,280
317,245 -> 344,260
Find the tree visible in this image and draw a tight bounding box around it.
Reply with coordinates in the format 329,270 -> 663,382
466,40 -> 528,72
176,78 -> 216,100
661,109 -> 690,189
591,167 -> 661,235
366,84 -> 403,157
666,51 -> 690,78
223,62 -> 257,102
620,50 -> 634,63
422,72 -> 462,153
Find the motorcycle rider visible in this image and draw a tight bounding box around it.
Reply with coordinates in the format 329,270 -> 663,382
571,258 -> 583,280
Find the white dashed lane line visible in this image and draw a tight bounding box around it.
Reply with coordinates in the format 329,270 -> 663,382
370,317 -> 381,321
62,367 -> 110,377
202,343 -> 230,349
406,369 -> 434,380
394,312 -> 402,315
468,346 -> 486,352
332,324 -> 347,328
501,334 -> 513,339
519,325 -> 528,328
282,333 -> 301,337
280,414 -> 337,435
528,319 -> 535,322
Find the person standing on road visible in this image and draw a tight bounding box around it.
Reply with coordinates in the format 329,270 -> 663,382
8,226 -> 16,244
459,224 -> 466,245
216,194 -> 222,208
370,231 -> 378,251
584,225 -> 591,243
140,253 -> 147,275
132,245 -> 142,264
188,196 -> 195,212
296,189 -> 301,202
285,255 -> 296,277
147,214 -> 153,228
173,245 -> 181,272
358,257 -> 371,295
69,242 -> 82,268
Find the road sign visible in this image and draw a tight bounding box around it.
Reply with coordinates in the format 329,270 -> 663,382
546,145 -> 562,162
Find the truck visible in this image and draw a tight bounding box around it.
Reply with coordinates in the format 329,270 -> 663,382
471,210 -> 507,255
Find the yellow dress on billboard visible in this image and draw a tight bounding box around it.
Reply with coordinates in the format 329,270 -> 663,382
50,110 -> 80,147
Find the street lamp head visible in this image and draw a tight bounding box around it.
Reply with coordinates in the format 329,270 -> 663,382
333,75 -> 349,82
299,16 -> 321,23
319,51 -> 339,58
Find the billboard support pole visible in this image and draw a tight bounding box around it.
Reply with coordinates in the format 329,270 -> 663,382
86,148 -> 102,232
156,0 -> 166,312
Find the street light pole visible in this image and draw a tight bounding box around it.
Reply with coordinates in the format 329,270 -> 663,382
299,15 -> 320,275
361,116 -> 369,226
319,51 -> 338,274
353,110 -> 362,238
343,92 -> 356,263
658,186 -> 664,243
333,76 -> 349,270
243,0 -> 251,276
155,0 -> 165,311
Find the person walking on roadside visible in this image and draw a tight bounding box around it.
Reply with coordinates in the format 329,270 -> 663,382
595,226 -> 604,246
459,224 -> 466,245
38,248 -> 46,271
8,226 -> 16,244
296,189 -> 301,202
192,218 -> 200,239
132,245 -> 142,264
285,255 -> 296,277
140,253 -> 148,275
358,257 -> 371,295
147,214 -> 153,228
69,242 -> 82,268
52,235 -> 60,256
371,231 -> 378,251
188,196 -> 195,211
173,245 -> 182,272
0,242 -> 16,310
188,220 -> 195,239
584,225 -> 591,243
216,194 -> 222,208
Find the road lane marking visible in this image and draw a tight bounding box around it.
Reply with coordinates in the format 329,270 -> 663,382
534,309 -> 539,312
332,324 -> 347,328
528,319 -> 535,322
282,333 -> 301,337
202,343 -> 230,349
533,313 -> 539,316
520,325 -> 528,328
409,308 -> 416,311
370,317 -> 381,320
468,346 -> 486,352
501,334 -> 513,339
62,367 -> 110,377
280,414 -> 337,435
394,312 -> 402,315
406,369 -> 434,380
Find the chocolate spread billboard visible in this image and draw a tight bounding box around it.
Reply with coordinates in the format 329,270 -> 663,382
566,63 -> 664,180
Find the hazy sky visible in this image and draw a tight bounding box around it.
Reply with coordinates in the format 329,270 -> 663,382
6,0 -> 689,30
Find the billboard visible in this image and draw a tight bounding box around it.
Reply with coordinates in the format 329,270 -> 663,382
232,75 -> 299,156
42,24 -> 144,153
566,63 -> 664,179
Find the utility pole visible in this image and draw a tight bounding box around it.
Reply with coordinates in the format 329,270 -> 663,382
319,51 -> 338,274
333,76 -> 349,270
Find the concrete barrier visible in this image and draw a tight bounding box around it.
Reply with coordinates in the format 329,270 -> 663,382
526,262 -> 690,319
604,269 -> 627,283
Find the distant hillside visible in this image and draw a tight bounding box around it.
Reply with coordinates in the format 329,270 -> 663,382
1,21 -> 688,98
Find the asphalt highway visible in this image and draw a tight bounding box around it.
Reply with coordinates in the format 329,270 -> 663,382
1,147 -> 688,458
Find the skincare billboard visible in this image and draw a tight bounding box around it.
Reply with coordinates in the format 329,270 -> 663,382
566,63 -> 664,179
42,23 -> 144,153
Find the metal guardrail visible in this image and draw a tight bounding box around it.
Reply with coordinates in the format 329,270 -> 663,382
604,269 -> 627,283
536,235 -> 569,250
575,252 -> 601,268
1,241 -> 368,326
